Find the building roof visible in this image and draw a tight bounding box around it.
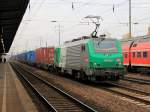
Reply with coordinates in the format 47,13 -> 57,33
0,0 -> 29,54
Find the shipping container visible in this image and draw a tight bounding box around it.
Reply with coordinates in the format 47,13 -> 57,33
16,52 -> 27,63
35,47 -> 54,69
26,51 -> 36,65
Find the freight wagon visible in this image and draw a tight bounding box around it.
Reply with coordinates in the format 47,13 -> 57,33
16,52 -> 27,63
54,36 -> 125,81
26,51 -> 36,65
14,36 -> 125,82
36,47 -> 54,69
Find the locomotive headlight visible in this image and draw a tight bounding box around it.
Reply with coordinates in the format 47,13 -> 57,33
119,62 -> 122,65
94,62 -> 97,65
116,58 -> 121,62
116,58 -> 122,65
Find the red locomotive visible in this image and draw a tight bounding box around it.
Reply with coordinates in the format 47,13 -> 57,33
122,36 -> 150,73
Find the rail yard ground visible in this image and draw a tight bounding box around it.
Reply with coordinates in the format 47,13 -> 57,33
126,73 -> 150,81
9,61 -> 150,112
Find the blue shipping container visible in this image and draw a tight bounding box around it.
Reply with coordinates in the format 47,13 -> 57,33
26,51 -> 36,64
17,52 -> 27,62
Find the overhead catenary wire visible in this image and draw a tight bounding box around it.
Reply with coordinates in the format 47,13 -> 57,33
20,0 -> 134,36
131,0 -> 150,22
12,0 -> 150,52
13,0 -> 48,52
17,0 -> 46,37
134,16 -> 150,22
50,0 -> 130,39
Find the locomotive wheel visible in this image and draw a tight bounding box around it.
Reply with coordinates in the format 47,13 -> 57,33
80,71 -> 88,81
74,72 -> 80,80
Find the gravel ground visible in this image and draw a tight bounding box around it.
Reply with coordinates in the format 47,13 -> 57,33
33,70 -> 150,112
127,73 -> 150,81
118,80 -> 150,93
18,62 -> 150,112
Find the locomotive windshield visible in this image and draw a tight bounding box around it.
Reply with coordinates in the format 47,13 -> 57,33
93,39 -> 118,53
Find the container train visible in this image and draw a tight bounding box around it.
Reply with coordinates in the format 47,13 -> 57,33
122,35 -> 150,73
14,36 -> 125,81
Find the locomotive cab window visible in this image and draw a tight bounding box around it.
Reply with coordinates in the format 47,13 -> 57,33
93,39 -> 117,53
143,52 -> 148,58
137,52 -> 141,58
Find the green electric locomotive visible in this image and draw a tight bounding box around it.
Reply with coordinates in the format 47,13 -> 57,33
54,36 -> 125,81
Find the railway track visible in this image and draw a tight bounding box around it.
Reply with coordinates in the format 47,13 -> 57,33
11,62 -> 150,110
11,63 -> 98,112
124,77 -> 150,85
101,81 -> 150,108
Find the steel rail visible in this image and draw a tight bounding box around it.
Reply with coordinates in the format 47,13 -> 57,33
10,63 -> 57,112
103,82 -> 150,105
106,81 -> 150,96
12,62 -> 150,110
11,62 -> 98,112
124,77 -> 150,85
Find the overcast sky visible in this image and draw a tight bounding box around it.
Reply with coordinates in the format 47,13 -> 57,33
9,0 -> 150,54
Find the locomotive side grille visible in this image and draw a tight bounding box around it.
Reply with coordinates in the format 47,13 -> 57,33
66,45 -> 81,69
